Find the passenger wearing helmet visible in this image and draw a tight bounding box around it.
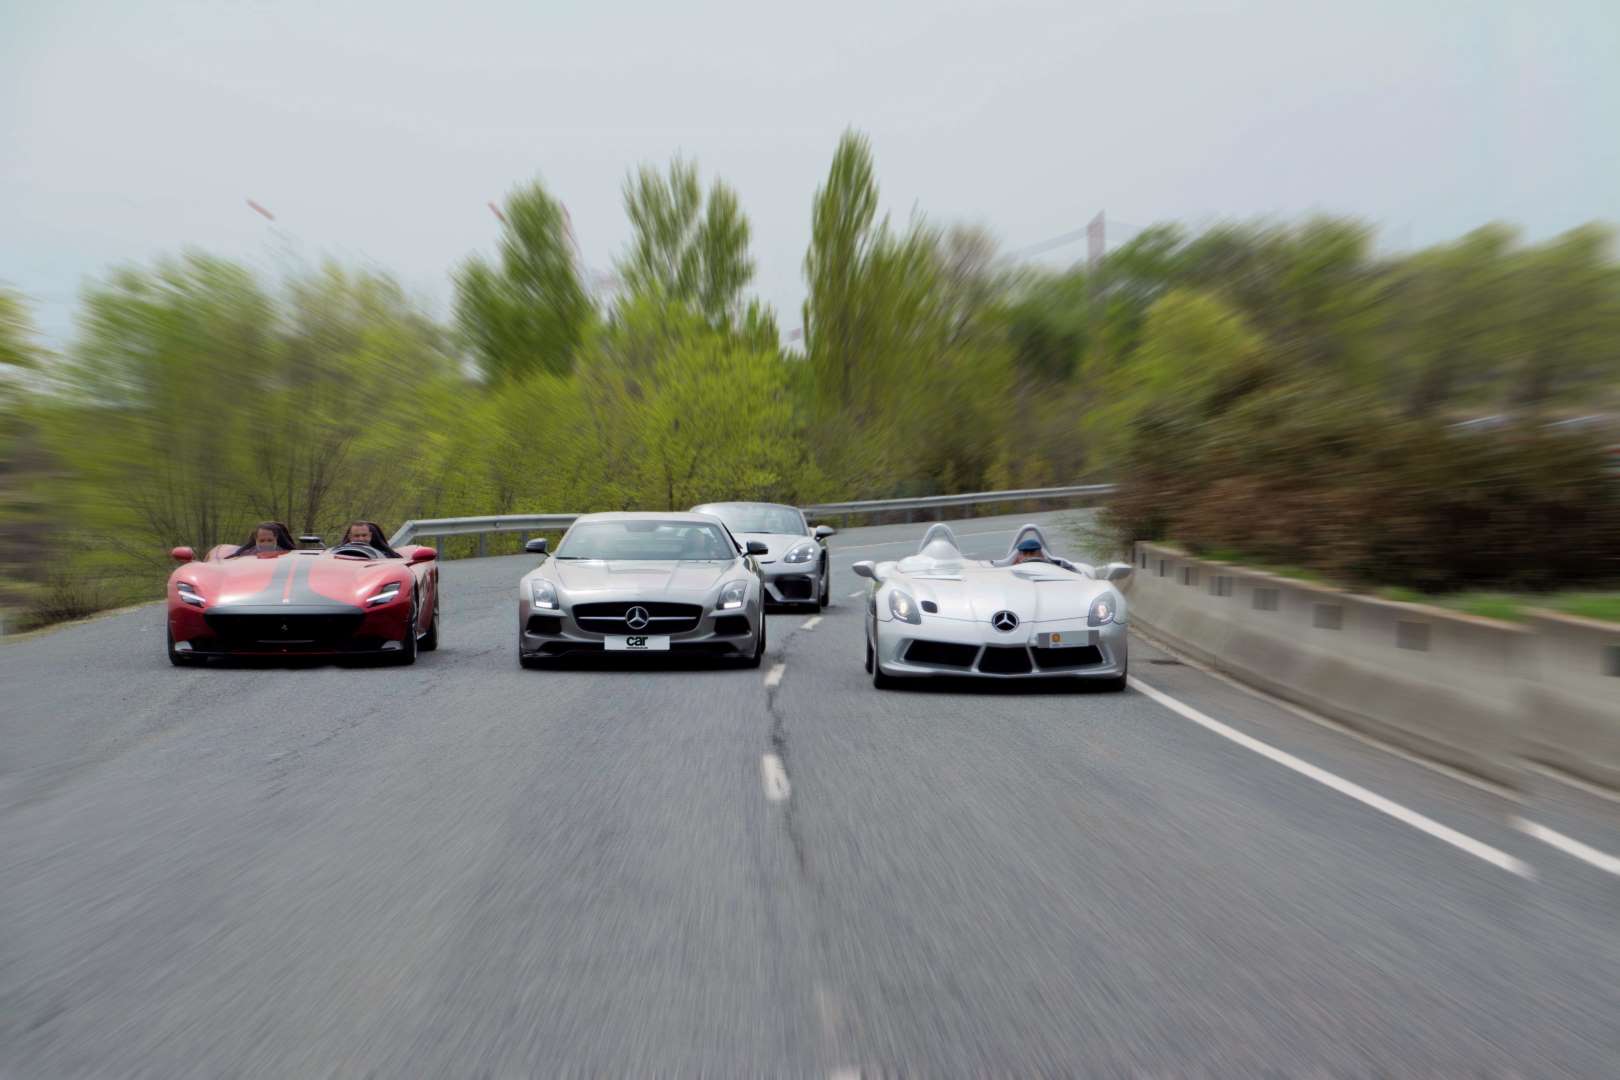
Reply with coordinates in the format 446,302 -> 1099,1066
1010,536 -> 1051,565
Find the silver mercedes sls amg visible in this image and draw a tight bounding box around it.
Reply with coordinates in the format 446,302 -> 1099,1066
517,512 -> 768,668
688,501 -> 836,610
854,522 -> 1133,690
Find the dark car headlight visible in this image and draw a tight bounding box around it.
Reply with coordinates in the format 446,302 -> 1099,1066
531,579 -> 558,610
1087,593 -> 1117,627
367,582 -> 402,607
718,579 -> 748,611
176,581 -> 205,607
889,589 -> 922,624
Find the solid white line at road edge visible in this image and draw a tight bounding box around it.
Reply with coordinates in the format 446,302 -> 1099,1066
1512,818 -> 1620,876
761,754 -> 791,802
1129,676 -> 1535,879
801,616 -> 822,631
764,662 -> 786,689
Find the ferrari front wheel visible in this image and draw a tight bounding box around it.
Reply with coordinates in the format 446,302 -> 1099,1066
420,595 -> 440,652
392,594 -> 419,666
166,626 -> 198,667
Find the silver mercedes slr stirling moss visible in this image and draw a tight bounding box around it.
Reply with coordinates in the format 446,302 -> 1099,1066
517,512 -> 768,669
689,501 -> 836,610
854,522 -> 1133,690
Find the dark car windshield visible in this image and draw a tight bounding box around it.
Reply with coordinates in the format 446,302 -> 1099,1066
692,504 -> 805,536
555,520 -> 737,561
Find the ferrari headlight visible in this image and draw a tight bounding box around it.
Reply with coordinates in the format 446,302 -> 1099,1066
889,589 -> 922,624
530,579 -> 558,610
783,542 -> 816,564
1087,593 -> 1117,627
367,582 -> 402,607
176,581 -> 204,607
718,579 -> 748,611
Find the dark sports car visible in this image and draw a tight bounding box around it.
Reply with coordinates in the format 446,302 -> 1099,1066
165,537 -> 440,665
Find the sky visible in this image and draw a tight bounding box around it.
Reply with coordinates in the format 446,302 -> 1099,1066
3,0 -> 1617,348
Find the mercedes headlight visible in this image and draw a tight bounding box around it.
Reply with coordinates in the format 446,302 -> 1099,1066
530,579 -> 558,610
176,581 -> 205,607
1087,593 -> 1117,627
718,579 -> 748,611
783,542 -> 816,565
889,589 -> 922,625
367,582 -> 402,607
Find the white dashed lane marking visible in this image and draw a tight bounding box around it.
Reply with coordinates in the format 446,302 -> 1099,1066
1513,819 -> 1620,876
800,616 -> 822,631
847,590 -> 865,599
764,662 -> 786,689
761,754 -> 791,801
1131,676 -> 1535,879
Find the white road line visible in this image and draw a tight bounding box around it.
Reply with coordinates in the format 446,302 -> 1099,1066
1130,675 -> 1535,879
800,616 -> 822,631
847,590 -> 865,599
761,754 -> 791,802
764,662 -> 786,689
1128,625 -> 1522,803
1513,818 -> 1620,876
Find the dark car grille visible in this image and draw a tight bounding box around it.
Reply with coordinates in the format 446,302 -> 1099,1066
772,576 -> 814,600
978,646 -> 1034,675
204,611 -> 367,651
905,640 -> 979,668
1032,645 -> 1104,670
571,601 -> 703,635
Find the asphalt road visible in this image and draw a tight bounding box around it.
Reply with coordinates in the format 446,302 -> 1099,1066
2,511 -> 1617,1077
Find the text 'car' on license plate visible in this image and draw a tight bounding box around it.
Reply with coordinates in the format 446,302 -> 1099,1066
605,635 -> 670,652
1037,630 -> 1095,648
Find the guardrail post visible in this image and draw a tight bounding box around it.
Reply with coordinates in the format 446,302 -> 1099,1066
477,533 -> 487,559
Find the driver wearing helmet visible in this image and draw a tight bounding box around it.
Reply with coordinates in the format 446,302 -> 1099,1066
1010,537 -> 1051,565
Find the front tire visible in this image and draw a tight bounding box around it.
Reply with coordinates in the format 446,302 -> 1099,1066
1097,663 -> 1128,692
816,560 -> 830,609
392,593 -> 419,666
420,595 -> 440,652
166,626 -> 198,667
870,635 -> 899,689
743,613 -> 767,669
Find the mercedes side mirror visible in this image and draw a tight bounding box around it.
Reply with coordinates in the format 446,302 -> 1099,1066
170,546 -> 194,563
813,524 -> 837,539
746,540 -> 769,556
525,537 -> 549,554
1099,562 -> 1133,582
410,547 -> 437,563
851,560 -> 877,580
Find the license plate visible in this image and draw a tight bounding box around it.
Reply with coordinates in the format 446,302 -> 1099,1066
1037,630 -> 1094,648
605,635 -> 670,652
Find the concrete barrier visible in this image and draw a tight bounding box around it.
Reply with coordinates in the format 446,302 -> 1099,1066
1129,543 -> 1620,790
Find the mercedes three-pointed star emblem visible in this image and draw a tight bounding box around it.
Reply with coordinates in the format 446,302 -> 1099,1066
624,606 -> 651,631
991,610 -> 1019,632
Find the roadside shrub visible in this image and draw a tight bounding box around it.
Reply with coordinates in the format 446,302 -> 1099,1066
1103,389 -> 1620,592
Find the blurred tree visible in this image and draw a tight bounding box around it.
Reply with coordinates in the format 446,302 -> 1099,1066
1509,224 -> 1620,412
454,180 -> 593,383
618,159 -> 758,333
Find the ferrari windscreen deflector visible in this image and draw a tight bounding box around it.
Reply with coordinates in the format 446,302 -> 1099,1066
165,539 -> 440,666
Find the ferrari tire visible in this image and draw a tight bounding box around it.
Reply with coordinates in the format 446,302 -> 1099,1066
166,626 -> 198,667
420,596 -> 440,652
392,594 -> 419,666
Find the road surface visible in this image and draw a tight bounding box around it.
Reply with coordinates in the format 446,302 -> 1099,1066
2,512 -> 1616,1076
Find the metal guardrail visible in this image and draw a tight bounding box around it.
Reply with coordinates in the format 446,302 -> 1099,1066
389,483 -> 1116,553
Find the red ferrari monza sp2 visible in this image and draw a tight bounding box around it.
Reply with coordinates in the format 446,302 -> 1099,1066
165,539 -> 440,665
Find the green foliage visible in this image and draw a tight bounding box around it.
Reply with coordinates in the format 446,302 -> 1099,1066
618,158 -> 758,332
454,180 -> 593,383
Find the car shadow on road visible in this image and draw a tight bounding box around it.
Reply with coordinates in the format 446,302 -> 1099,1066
878,675 -> 1128,696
